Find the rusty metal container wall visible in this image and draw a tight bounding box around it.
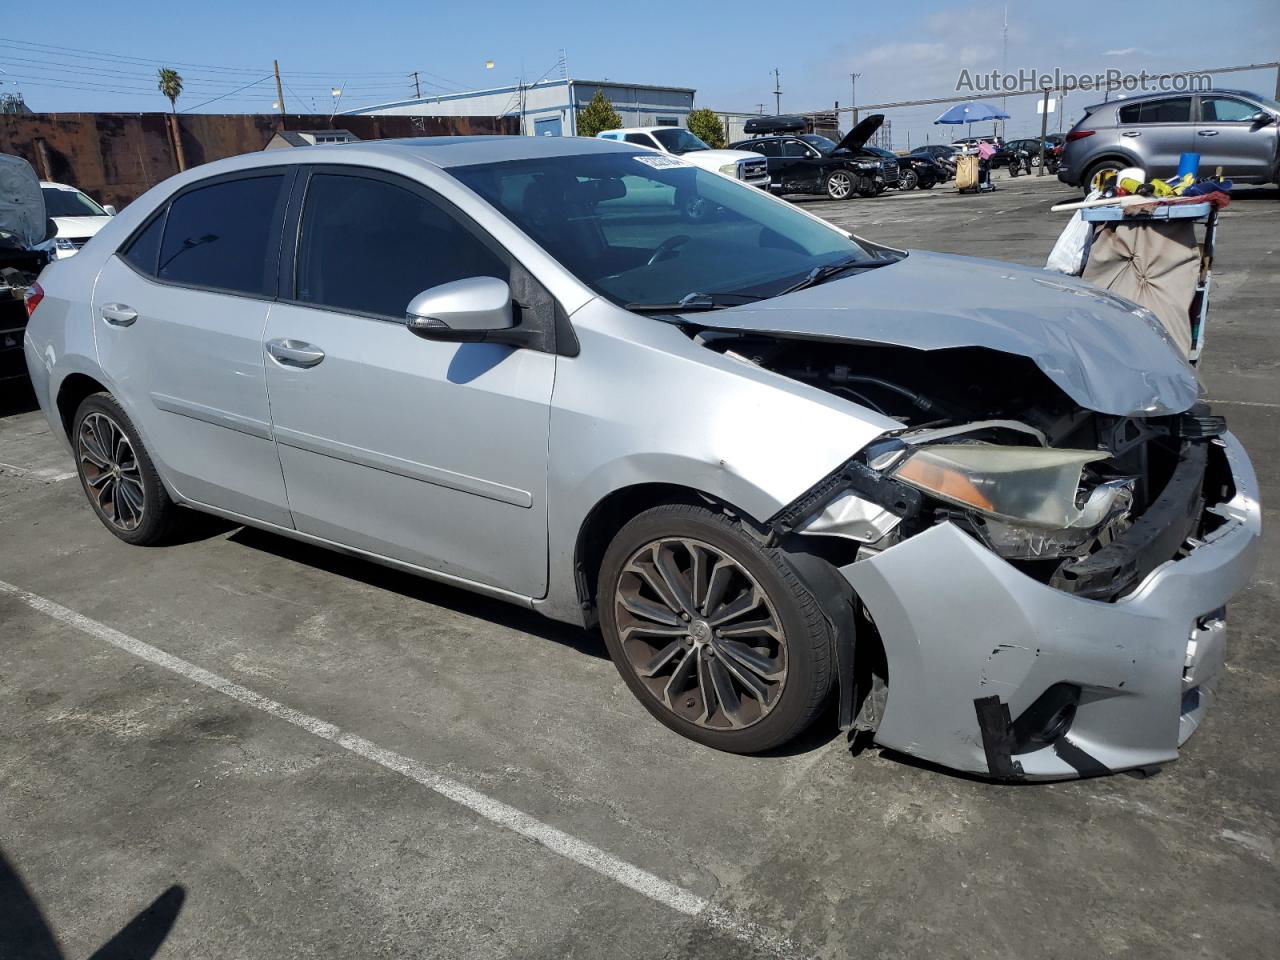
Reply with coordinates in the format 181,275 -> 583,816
0,113 -> 519,210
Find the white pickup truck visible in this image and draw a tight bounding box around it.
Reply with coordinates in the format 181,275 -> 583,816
596,126 -> 770,188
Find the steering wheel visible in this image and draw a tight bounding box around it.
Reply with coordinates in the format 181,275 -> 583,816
647,234 -> 691,267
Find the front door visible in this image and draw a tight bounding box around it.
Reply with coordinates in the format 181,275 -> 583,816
262,168 -> 555,598
93,171 -> 294,526
1196,95 -> 1277,180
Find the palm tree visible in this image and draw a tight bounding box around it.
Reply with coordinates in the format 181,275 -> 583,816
157,68 -> 183,113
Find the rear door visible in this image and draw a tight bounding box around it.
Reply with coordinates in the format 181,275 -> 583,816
1115,96 -> 1195,176
779,138 -> 823,190
1195,94 -> 1276,180
93,170 -> 294,526
261,167 -> 555,598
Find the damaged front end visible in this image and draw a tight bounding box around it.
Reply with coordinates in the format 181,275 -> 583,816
697,331 -> 1261,779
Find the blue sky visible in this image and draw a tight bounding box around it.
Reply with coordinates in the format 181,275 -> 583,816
3,0 -> 1277,148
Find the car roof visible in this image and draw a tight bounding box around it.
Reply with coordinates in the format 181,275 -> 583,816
1083,87 -> 1264,113
599,127 -> 681,135
40,181 -> 82,191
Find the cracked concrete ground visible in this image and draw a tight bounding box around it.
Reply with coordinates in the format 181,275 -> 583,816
1,171 -> 1276,959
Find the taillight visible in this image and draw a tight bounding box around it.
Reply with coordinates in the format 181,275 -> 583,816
24,281 -> 44,318
1065,130 -> 1095,142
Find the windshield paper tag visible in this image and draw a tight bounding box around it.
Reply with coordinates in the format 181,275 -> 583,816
633,155 -> 687,169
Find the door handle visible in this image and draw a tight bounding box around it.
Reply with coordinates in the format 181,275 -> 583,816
266,338 -> 325,368
100,303 -> 138,326
1197,129 -> 1219,137
1120,131 -> 1141,137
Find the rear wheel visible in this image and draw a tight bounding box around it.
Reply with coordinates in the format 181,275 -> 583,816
599,503 -> 834,754
1084,159 -> 1126,194
73,393 -> 184,545
824,170 -> 854,200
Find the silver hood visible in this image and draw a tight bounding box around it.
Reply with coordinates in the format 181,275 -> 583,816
698,251 -> 1199,417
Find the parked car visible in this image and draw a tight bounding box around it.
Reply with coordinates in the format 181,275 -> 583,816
992,138 -> 1054,169
1,154 -> 54,381
910,144 -> 957,179
861,146 -> 939,190
1058,88 -> 1280,191
41,181 -> 116,259
731,114 -> 895,199
596,126 -> 770,191
23,136 -> 1260,780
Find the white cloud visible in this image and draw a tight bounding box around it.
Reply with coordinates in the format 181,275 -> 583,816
1103,47 -> 1149,56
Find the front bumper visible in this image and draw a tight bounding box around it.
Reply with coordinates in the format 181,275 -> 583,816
841,434 -> 1260,780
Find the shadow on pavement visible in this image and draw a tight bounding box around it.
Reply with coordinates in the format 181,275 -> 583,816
0,848 -> 184,960
228,525 -> 609,660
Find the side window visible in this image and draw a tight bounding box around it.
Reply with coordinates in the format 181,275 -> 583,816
1201,97 -> 1257,122
295,172 -> 506,320
754,139 -> 781,158
120,210 -> 166,277
781,139 -> 810,158
624,133 -> 659,148
157,175 -> 285,295
1119,97 -> 1192,124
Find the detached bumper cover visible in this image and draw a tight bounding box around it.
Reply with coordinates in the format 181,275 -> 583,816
841,434 -> 1260,780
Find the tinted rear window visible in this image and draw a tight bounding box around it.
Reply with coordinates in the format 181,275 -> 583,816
1118,97 -> 1192,124
121,212 -> 165,276
157,175 -> 284,296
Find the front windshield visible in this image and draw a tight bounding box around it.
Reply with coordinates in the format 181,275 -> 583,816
450,152 -> 873,307
42,187 -> 107,218
801,135 -> 836,155
650,127 -> 709,155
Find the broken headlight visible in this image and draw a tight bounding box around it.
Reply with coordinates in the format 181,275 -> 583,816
890,444 -> 1134,559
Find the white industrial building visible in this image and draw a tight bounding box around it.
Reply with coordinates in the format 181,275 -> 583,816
343,78 -> 696,137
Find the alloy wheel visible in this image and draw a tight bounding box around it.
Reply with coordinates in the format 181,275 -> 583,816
77,412 -> 145,531
613,537 -> 787,731
827,172 -> 852,199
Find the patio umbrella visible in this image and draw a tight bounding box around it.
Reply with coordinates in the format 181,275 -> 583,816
935,101 -> 1011,139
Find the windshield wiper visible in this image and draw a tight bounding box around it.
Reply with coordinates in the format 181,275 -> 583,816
626,291 -> 765,313
778,254 -> 899,296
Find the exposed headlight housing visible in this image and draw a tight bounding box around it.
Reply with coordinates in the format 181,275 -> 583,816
54,237 -> 76,250
719,161 -> 741,178
890,445 -> 1131,535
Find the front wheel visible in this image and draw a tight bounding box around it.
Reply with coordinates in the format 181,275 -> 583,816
599,504 -> 834,754
823,169 -> 854,200
897,169 -> 918,191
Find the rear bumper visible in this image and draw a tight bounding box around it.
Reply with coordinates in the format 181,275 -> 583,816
842,433 -> 1260,780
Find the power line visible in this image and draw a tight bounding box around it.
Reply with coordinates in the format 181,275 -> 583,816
0,37 -> 414,77
181,76 -> 274,113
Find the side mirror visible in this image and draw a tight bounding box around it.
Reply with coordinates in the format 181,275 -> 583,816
103,204 -> 118,216
43,218 -> 58,243
406,276 -> 534,348
1249,111 -> 1274,126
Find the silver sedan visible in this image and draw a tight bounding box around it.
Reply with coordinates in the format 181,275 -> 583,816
22,135 -> 1260,780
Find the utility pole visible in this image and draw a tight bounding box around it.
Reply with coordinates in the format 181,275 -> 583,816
411,71 -> 421,98
772,68 -> 781,114
1037,88 -> 1050,176
755,102 -> 765,114
273,59 -> 286,127
1000,4 -> 1009,139
850,72 -> 862,125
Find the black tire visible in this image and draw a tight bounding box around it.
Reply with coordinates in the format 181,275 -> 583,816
72,392 -> 184,545
918,177 -> 935,190
823,169 -> 854,200
897,169 -> 918,191
598,503 -> 834,754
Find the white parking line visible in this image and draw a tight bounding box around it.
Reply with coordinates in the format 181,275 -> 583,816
0,578 -> 800,958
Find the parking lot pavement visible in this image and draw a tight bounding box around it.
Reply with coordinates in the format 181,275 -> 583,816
2,176 -> 1277,960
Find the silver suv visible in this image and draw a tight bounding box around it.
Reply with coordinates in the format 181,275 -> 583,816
1058,88 -> 1280,190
